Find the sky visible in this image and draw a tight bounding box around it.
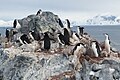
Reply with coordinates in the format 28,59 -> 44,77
0,0 -> 120,21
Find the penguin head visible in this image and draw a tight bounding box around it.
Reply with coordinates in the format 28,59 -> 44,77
76,43 -> 85,49
58,18 -> 61,23
104,33 -> 110,40
72,43 -> 86,55
57,32 -> 63,36
91,41 -> 97,44
44,32 -> 48,35
44,31 -> 52,37
104,33 -> 109,37
91,41 -> 97,47
6,28 -> 9,31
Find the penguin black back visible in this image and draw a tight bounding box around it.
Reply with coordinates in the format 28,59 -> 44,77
5,29 -> 9,38
72,43 -> 85,55
66,19 -> 70,29
91,41 -> 101,56
95,41 -> 101,55
13,19 -> 17,28
64,28 -> 70,45
20,34 -> 31,44
58,33 -> 65,45
36,9 -> 42,15
58,18 -> 64,28
43,32 -> 51,50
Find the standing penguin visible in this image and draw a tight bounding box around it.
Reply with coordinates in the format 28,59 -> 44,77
19,34 -> 31,44
77,26 -> 84,36
36,9 -> 42,15
5,28 -> 10,41
43,32 -> 51,51
29,31 -> 40,41
104,33 -> 111,54
13,19 -> 21,29
91,41 -> 101,57
65,19 -> 70,29
64,19 -> 72,37
72,31 -> 81,42
13,19 -> 17,28
57,32 -> 65,45
64,28 -> 70,45
58,18 -> 64,28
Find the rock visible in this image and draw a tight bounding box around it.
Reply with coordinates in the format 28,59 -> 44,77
18,11 -> 62,34
0,48 -> 74,80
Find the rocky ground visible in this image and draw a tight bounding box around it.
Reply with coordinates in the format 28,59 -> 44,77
0,45 -> 120,80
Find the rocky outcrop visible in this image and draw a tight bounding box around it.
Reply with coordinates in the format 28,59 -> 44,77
0,10 -> 120,80
18,11 -> 62,34
0,47 -> 120,80
0,47 -> 74,80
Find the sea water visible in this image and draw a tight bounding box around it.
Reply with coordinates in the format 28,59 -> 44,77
0,27 -> 12,37
72,25 -> 120,51
0,25 -> 120,50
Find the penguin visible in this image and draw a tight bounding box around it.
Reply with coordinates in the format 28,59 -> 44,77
104,33 -> 111,53
5,28 -> 10,41
43,32 -> 51,51
58,18 -> 64,28
91,41 -> 101,57
13,19 -> 21,29
72,31 -> 81,42
9,29 -> 18,42
36,9 -> 42,15
5,28 -> 9,38
71,43 -> 86,70
13,19 -> 17,28
64,19 -> 72,37
57,32 -> 65,45
29,31 -> 40,41
65,19 -> 70,29
72,43 -> 85,55
77,26 -> 84,35
19,34 -> 31,44
64,28 -> 70,45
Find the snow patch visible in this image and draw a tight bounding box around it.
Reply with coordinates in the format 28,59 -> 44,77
0,20 -> 13,27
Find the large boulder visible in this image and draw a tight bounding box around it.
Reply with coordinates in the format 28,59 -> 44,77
0,48 -> 73,80
18,11 -> 62,34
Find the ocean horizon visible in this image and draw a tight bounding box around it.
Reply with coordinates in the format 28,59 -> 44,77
0,25 -> 120,51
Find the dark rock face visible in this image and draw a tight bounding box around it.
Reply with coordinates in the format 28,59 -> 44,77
18,11 -> 62,34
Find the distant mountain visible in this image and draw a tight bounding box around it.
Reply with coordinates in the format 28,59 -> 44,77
0,20 -> 13,27
1,14 -> 120,27
86,14 -> 120,25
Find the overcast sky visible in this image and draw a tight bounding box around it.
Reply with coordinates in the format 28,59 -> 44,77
0,0 -> 120,21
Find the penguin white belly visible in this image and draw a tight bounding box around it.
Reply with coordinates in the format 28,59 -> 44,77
58,37 -> 64,45
29,33 -> 34,40
92,44 -> 98,57
72,33 -> 79,41
105,40 -> 110,53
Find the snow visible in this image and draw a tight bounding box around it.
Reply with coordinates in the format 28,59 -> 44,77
71,14 -> 120,26
0,20 -> 13,27
85,14 -> 120,25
